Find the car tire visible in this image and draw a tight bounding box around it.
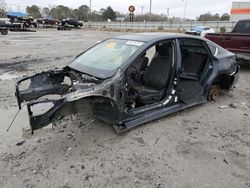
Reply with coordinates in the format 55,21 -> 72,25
0,29 -> 8,35
32,23 -> 38,28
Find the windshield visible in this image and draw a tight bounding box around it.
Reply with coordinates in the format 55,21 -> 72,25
69,39 -> 144,78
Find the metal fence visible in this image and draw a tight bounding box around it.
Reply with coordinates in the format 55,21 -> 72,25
86,21 -> 237,32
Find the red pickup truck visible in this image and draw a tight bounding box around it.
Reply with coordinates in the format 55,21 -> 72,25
205,19 -> 250,62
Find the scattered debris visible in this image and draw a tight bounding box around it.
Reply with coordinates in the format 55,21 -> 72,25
35,138 -> 42,143
58,128 -> 64,133
134,179 -> 139,183
156,183 -> 165,188
133,137 -> 145,145
67,147 -> 72,152
229,103 -> 237,109
85,175 -> 94,181
219,105 -> 228,109
16,140 -> 25,146
62,186 -> 71,188
223,159 -> 229,164
67,134 -> 74,139
155,138 -> 160,145
126,167 -> 132,172
81,165 -> 85,169
240,102 -> 246,106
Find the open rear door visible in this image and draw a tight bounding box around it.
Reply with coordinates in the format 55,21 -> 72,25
177,39 -> 211,104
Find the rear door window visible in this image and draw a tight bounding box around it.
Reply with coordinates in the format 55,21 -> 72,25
179,39 -> 209,79
233,21 -> 250,33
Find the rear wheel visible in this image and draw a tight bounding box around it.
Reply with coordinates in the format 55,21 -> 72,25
208,84 -> 220,101
0,29 -> 8,35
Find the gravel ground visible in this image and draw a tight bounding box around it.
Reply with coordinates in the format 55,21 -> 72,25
0,29 -> 249,188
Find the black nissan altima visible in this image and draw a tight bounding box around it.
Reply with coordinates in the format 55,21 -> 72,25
15,33 -> 239,133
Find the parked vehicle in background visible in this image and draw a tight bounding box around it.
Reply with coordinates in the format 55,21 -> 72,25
15,33 -> 239,133
37,17 -> 61,26
205,19 -> 250,62
0,20 -> 8,35
61,18 -> 83,27
0,19 -> 35,35
186,26 -> 215,37
7,11 -> 38,28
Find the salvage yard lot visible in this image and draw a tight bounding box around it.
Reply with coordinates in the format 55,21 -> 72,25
0,30 -> 250,188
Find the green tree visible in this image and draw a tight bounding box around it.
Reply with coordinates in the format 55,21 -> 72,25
26,5 -> 42,18
220,13 -> 230,21
71,9 -> 79,19
43,7 -> 50,17
49,5 -> 73,19
197,12 -> 221,21
77,5 -> 89,21
0,0 -> 6,17
214,13 -> 220,21
102,6 -> 116,21
0,8 -> 6,17
90,10 -> 103,21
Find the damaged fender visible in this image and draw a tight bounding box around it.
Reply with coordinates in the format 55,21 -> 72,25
16,69 -> 124,133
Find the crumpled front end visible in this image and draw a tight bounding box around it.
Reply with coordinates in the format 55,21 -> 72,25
15,68 -> 124,133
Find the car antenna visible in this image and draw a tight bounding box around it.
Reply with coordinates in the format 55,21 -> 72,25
6,105 -> 25,132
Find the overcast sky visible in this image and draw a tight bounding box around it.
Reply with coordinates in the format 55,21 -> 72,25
4,0 -> 249,18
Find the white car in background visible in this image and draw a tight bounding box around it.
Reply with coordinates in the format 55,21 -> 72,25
186,26 -> 215,37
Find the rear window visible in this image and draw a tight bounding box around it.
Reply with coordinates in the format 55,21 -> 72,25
233,21 -> 250,33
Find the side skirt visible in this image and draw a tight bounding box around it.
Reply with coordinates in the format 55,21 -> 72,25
113,100 -> 206,133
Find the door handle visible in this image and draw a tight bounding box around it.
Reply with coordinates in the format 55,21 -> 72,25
223,37 -> 232,40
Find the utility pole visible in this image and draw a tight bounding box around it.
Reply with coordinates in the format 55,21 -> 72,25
139,6 -> 144,22
89,0 -> 92,21
89,0 -> 91,13
183,0 -> 187,20
149,0 -> 152,21
149,0 -> 152,15
167,8 -> 169,18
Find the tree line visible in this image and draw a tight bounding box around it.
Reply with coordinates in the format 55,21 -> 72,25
26,4 -> 117,22
0,4 -> 230,22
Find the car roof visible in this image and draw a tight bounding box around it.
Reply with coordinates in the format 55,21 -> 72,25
193,26 -> 208,28
237,19 -> 250,22
114,32 -> 203,42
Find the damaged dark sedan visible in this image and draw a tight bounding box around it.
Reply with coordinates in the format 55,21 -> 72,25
15,33 -> 239,133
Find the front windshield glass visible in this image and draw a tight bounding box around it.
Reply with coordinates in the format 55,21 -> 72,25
69,39 -> 144,78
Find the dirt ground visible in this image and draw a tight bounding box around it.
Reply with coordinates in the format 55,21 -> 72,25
0,30 -> 249,188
